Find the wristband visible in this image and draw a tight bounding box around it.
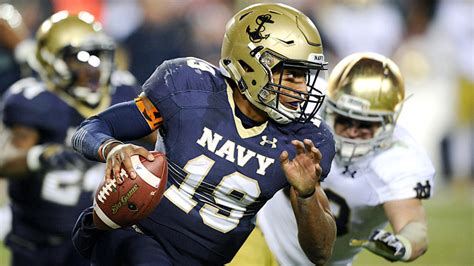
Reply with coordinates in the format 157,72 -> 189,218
26,145 -> 45,171
105,143 -> 126,161
395,234 -> 412,261
295,187 -> 316,199
99,140 -> 123,161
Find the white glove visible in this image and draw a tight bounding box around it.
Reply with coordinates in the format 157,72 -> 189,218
350,229 -> 412,262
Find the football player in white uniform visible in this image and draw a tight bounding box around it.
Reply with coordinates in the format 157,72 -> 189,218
258,52 -> 435,265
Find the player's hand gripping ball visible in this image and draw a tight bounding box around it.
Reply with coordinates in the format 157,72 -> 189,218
93,151 -> 168,230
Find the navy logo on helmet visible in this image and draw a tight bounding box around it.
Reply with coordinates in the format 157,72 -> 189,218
246,14 -> 274,43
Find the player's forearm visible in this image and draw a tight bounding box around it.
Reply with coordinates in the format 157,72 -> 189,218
0,153 -> 29,178
397,221 -> 428,261
0,128 -> 31,178
72,101 -> 153,161
72,117 -> 116,162
290,185 -> 336,265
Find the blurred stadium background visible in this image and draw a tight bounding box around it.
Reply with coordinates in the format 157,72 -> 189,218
0,0 -> 472,265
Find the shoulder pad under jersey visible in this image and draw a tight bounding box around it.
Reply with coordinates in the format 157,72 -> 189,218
142,57 -> 226,103
369,126 -> 436,201
2,77 -> 71,142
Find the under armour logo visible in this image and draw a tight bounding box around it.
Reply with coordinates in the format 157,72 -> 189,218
342,166 -> 357,178
260,135 -> 277,148
246,14 -> 274,43
414,180 -> 431,199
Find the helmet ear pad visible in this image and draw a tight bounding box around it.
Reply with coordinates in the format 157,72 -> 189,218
236,53 -> 327,124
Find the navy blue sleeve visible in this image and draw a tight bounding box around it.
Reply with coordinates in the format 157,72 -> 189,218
72,100 -> 153,161
316,124 -> 336,181
317,134 -> 335,181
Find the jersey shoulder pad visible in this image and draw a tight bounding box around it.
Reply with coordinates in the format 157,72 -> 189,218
142,57 -> 226,103
3,77 -> 45,100
3,77 -> 56,116
2,78 -> 71,141
369,126 -> 435,201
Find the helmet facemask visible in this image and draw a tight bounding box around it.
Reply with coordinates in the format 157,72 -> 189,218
60,44 -> 114,108
255,51 -> 326,124
224,47 -> 327,124
323,95 -> 402,165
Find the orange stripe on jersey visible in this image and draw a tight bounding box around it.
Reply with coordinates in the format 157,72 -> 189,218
134,95 -> 163,130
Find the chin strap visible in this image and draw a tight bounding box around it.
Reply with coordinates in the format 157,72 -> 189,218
394,234 -> 412,261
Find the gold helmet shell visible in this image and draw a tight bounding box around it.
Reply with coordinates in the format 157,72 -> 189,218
35,11 -> 115,117
327,52 -> 405,116
220,3 -> 327,124
323,52 -> 405,163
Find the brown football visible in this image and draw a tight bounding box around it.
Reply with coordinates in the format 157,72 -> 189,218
93,151 -> 168,230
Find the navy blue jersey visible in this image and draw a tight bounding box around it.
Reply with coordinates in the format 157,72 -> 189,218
137,58 -> 335,263
2,72 -> 139,237
0,46 -> 22,96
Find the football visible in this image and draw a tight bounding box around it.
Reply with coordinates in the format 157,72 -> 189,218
93,151 -> 168,230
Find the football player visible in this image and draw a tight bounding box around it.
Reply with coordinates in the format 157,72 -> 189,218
0,3 -> 33,96
71,3 -> 337,265
257,52 -> 435,265
0,4 -> 30,242
0,11 -> 141,266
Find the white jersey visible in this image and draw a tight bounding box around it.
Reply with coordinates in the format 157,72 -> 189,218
258,126 -> 435,266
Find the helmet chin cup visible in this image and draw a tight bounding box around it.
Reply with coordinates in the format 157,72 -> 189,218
335,136 -> 374,165
68,85 -> 102,107
323,103 -> 397,164
266,105 -> 294,124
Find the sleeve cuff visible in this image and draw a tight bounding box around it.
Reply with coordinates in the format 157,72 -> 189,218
26,145 -> 44,171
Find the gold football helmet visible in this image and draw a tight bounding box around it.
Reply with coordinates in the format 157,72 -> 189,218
220,3 -> 327,124
323,52 -> 405,164
35,11 -> 115,116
